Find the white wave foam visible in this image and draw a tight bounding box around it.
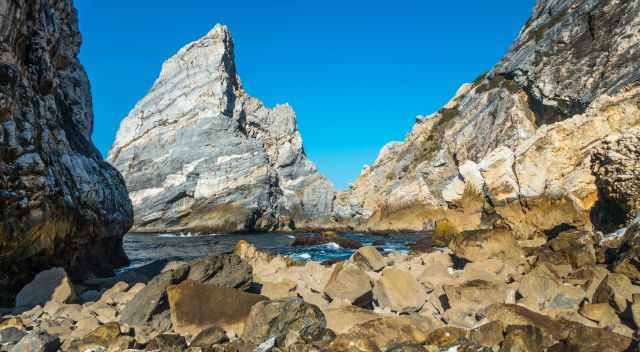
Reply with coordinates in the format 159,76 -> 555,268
323,242 -> 341,250
293,253 -> 311,260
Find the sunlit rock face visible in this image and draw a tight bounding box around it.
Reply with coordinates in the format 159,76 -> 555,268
337,0 -> 640,235
0,0 -> 133,305
108,25 -> 335,233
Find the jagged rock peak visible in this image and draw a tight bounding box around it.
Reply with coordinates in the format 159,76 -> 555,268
109,24 -> 335,233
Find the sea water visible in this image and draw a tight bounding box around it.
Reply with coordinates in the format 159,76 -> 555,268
122,232 -> 426,270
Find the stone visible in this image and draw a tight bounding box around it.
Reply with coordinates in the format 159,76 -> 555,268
242,298 -> 328,348
373,267 -> 427,313
0,0 -> 133,307
14,268 -> 77,309
107,24 -> 334,233
386,343 -> 427,352
517,264 -> 585,313
9,331 -> 59,352
444,280 -> 508,311
71,316 -> 101,339
0,328 -> 25,346
75,322 -> 122,350
167,280 -> 266,337
145,334 -> 187,352
186,254 -> 253,291
119,265 -> 189,326
190,326 -> 229,349
335,316 -> 429,351
323,306 -> 380,334
424,326 -> 467,349
351,247 -> 386,272
0,318 -> 24,331
578,303 -> 620,327
469,321 -> 503,348
593,273 -> 637,313
632,301 -> 640,328
98,282 -> 129,304
450,230 -> 526,266
260,280 -> 298,299
323,264 -> 372,307
500,325 -> 544,352
106,336 -> 137,352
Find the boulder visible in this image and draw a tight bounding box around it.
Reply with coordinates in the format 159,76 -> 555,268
323,264 -> 372,307
352,246 -> 386,272
0,327 -> 25,346
449,229 -> 526,266
323,306 -> 380,334
9,331 -> 59,352
469,321 -> 503,348
242,298 -> 329,348
14,268 -> 77,309
444,280 -> 508,311
578,303 -> 621,327
167,280 -> 266,337
373,268 -> 427,313
187,254 -> 253,291
119,265 -> 189,326
517,264 -> 585,313
593,273 -> 637,313
260,279 -> 297,299
145,334 -> 187,352
423,326 -> 467,349
98,281 -> 129,304
72,322 -> 122,350
612,217 -> 640,281
190,326 -> 229,349
501,325 -> 544,352
333,316 -> 429,351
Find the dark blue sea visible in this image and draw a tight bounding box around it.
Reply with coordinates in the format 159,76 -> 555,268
122,232 -> 426,270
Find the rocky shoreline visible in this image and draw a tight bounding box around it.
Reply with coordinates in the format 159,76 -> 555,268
2,217 -> 639,351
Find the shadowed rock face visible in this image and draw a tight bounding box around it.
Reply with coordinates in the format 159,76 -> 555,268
337,0 -> 640,235
108,24 -> 335,233
0,0 -> 133,305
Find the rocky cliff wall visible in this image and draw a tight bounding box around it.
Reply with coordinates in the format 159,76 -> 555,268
336,0 -> 640,236
0,0 -> 133,305
108,25 -> 335,233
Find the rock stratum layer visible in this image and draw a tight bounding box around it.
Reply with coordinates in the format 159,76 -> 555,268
337,0 -> 640,236
108,25 -> 334,233
0,0 -> 133,304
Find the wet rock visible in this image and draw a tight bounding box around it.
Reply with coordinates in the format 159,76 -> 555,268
351,246 -> 386,272
373,267 -> 426,313
187,254 -> 252,291
119,266 -> 189,326
323,264 -> 372,307
145,334 -> 187,352
189,326 -> 229,349
9,331 -> 59,352
167,280 -> 266,337
14,268 -> 77,310
242,298 -> 328,348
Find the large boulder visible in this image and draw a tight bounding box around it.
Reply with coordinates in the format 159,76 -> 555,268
167,280 -> 266,337
9,331 -> 59,352
242,298 -> 331,348
449,229 -> 527,267
443,280 -> 509,312
14,268 -> 77,309
330,316 -> 430,351
119,265 -> 189,326
323,306 -> 380,334
187,254 -> 252,291
351,246 -> 386,272
0,0 -> 133,306
373,267 -> 427,313
323,263 -> 372,307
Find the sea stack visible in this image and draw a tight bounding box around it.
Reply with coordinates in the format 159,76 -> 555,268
108,25 -> 335,233
0,0 -> 133,305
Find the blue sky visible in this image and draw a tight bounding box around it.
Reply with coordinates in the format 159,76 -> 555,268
76,0 -> 535,190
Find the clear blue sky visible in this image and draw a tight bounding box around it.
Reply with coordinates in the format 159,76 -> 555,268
76,0 -> 535,190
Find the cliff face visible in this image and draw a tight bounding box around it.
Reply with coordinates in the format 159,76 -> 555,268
0,0 -> 133,304
108,25 -> 335,233
337,0 -> 640,236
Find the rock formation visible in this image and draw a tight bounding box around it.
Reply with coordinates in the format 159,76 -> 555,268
108,24 -> 335,233
336,0 -> 640,236
0,0 -> 133,305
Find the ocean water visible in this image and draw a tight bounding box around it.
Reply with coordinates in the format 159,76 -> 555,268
122,232 -> 426,270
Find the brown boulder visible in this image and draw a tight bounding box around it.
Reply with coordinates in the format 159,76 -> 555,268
449,229 -> 526,266
352,246 -> 386,272
444,280 -> 509,311
323,263 -> 372,307
167,280 -> 266,337
500,325 -> 544,352
335,316 -> 429,351
373,267 -> 427,313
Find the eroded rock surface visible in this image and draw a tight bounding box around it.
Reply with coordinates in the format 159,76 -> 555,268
0,0 -> 133,305
108,24 -> 335,233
